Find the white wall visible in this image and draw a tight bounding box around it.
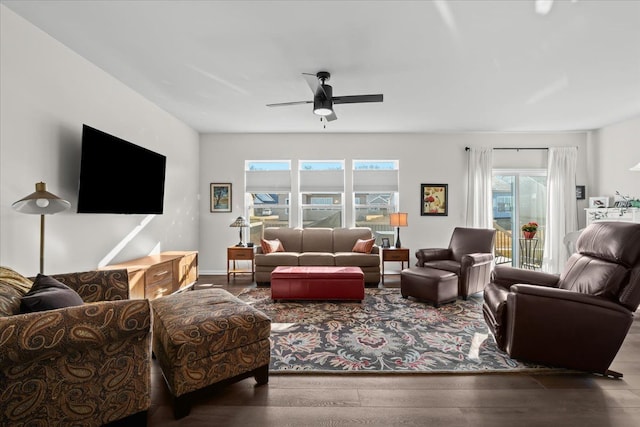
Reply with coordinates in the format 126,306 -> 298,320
0,6 -> 200,276
200,132 -> 588,274
591,116 -> 640,203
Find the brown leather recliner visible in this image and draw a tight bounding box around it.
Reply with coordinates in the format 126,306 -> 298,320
415,227 -> 496,299
483,221 -> 640,377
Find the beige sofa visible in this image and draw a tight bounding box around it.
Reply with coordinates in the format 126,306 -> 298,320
255,227 -> 381,286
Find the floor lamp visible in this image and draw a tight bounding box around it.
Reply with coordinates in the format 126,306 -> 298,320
12,182 -> 71,274
389,212 -> 408,249
229,216 -> 250,247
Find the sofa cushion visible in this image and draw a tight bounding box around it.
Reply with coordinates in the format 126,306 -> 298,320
335,252 -> 381,267
558,253 -> 628,298
301,228 -> 334,252
298,252 -> 335,266
261,238 -> 284,254
20,274 -> 84,313
423,260 -> 461,275
254,252 -> 300,267
0,266 -> 33,317
352,238 -> 375,254
0,266 -> 33,293
333,228 -> 374,252
264,227 -> 303,252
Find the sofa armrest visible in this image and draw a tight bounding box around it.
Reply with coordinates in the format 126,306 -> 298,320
510,284 -> 627,311
415,248 -> 451,266
491,265 -> 560,289
0,298 -> 151,369
51,269 -> 130,302
461,252 -> 493,269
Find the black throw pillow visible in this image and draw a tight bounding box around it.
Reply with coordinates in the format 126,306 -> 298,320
20,274 -> 84,313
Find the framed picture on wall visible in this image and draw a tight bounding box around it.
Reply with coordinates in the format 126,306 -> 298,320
576,185 -> 586,200
210,183 -> 232,212
421,184 -> 448,216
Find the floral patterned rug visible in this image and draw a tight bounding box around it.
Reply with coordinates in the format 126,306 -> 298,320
236,287 -> 565,374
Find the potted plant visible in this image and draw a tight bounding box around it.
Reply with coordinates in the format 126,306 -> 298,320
521,222 -> 538,239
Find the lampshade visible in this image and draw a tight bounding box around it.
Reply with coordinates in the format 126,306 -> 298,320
12,182 -> 70,274
229,216 -> 249,228
389,212 -> 408,227
12,182 -> 71,214
630,162 -> 640,172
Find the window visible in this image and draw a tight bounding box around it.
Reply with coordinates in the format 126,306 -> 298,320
299,161 -> 344,228
246,161 -> 291,245
492,169 -> 547,269
353,160 -> 399,245
245,159 -> 400,238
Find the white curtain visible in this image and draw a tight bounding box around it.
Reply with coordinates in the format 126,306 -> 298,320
466,147 -> 494,229
543,147 -> 578,273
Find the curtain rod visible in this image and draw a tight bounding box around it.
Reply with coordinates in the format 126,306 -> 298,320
465,147 -> 549,151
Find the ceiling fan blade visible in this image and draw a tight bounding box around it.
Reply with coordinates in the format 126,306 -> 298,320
266,100 -> 312,107
302,72 -> 326,98
332,94 -> 383,104
326,111 -> 338,121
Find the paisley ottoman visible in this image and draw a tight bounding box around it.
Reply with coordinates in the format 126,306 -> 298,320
151,288 -> 271,418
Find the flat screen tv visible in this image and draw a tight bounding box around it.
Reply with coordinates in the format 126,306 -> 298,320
77,124 -> 166,214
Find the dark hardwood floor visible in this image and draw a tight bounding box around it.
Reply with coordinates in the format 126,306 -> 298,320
146,274 -> 640,427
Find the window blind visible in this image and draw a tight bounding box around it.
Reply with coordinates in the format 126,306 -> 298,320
353,169 -> 399,192
245,170 -> 291,192
299,170 -> 345,192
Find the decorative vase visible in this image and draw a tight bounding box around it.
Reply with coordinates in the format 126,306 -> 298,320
523,231 -> 536,239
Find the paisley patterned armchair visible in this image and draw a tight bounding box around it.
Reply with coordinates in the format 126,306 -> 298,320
0,268 -> 152,426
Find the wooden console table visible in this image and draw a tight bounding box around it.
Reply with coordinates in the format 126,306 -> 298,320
102,251 -> 198,300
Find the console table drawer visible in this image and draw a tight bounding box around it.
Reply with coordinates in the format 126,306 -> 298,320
147,280 -> 173,300
146,261 -> 174,286
228,247 -> 254,260
383,249 -> 409,262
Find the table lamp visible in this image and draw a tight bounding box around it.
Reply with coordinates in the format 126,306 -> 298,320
389,212 -> 408,249
12,182 -> 71,274
230,216 -> 250,247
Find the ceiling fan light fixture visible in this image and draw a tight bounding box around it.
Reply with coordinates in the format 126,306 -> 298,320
314,107 -> 333,116
313,87 -> 333,116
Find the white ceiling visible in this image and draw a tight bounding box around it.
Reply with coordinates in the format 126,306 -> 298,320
3,0 -> 640,133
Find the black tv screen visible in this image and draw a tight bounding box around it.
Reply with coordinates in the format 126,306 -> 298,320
77,124 -> 166,214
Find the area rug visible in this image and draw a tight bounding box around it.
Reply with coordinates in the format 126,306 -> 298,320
236,287 -> 567,374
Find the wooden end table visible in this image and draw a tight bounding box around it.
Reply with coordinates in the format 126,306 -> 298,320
381,247 -> 410,285
227,246 -> 255,282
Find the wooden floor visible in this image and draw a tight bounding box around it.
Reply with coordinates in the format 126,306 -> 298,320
145,274 -> 640,427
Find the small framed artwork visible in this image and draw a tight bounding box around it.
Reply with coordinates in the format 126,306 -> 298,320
210,183 -> 232,212
421,184 -> 448,216
576,185 -> 585,200
588,196 -> 608,209
381,237 -> 390,248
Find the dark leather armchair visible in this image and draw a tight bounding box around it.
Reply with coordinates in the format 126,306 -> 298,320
483,221 -> 640,377
415,227 -> 496,299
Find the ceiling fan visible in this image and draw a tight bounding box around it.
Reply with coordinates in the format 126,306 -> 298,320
266,71 -> 383,122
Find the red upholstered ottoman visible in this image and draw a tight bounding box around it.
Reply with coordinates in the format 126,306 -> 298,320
271,266 -> 364,301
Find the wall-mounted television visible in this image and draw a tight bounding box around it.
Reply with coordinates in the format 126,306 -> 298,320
77,124 -> 166,214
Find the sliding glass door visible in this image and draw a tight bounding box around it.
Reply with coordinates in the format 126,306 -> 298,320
492,170 -> 547,269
